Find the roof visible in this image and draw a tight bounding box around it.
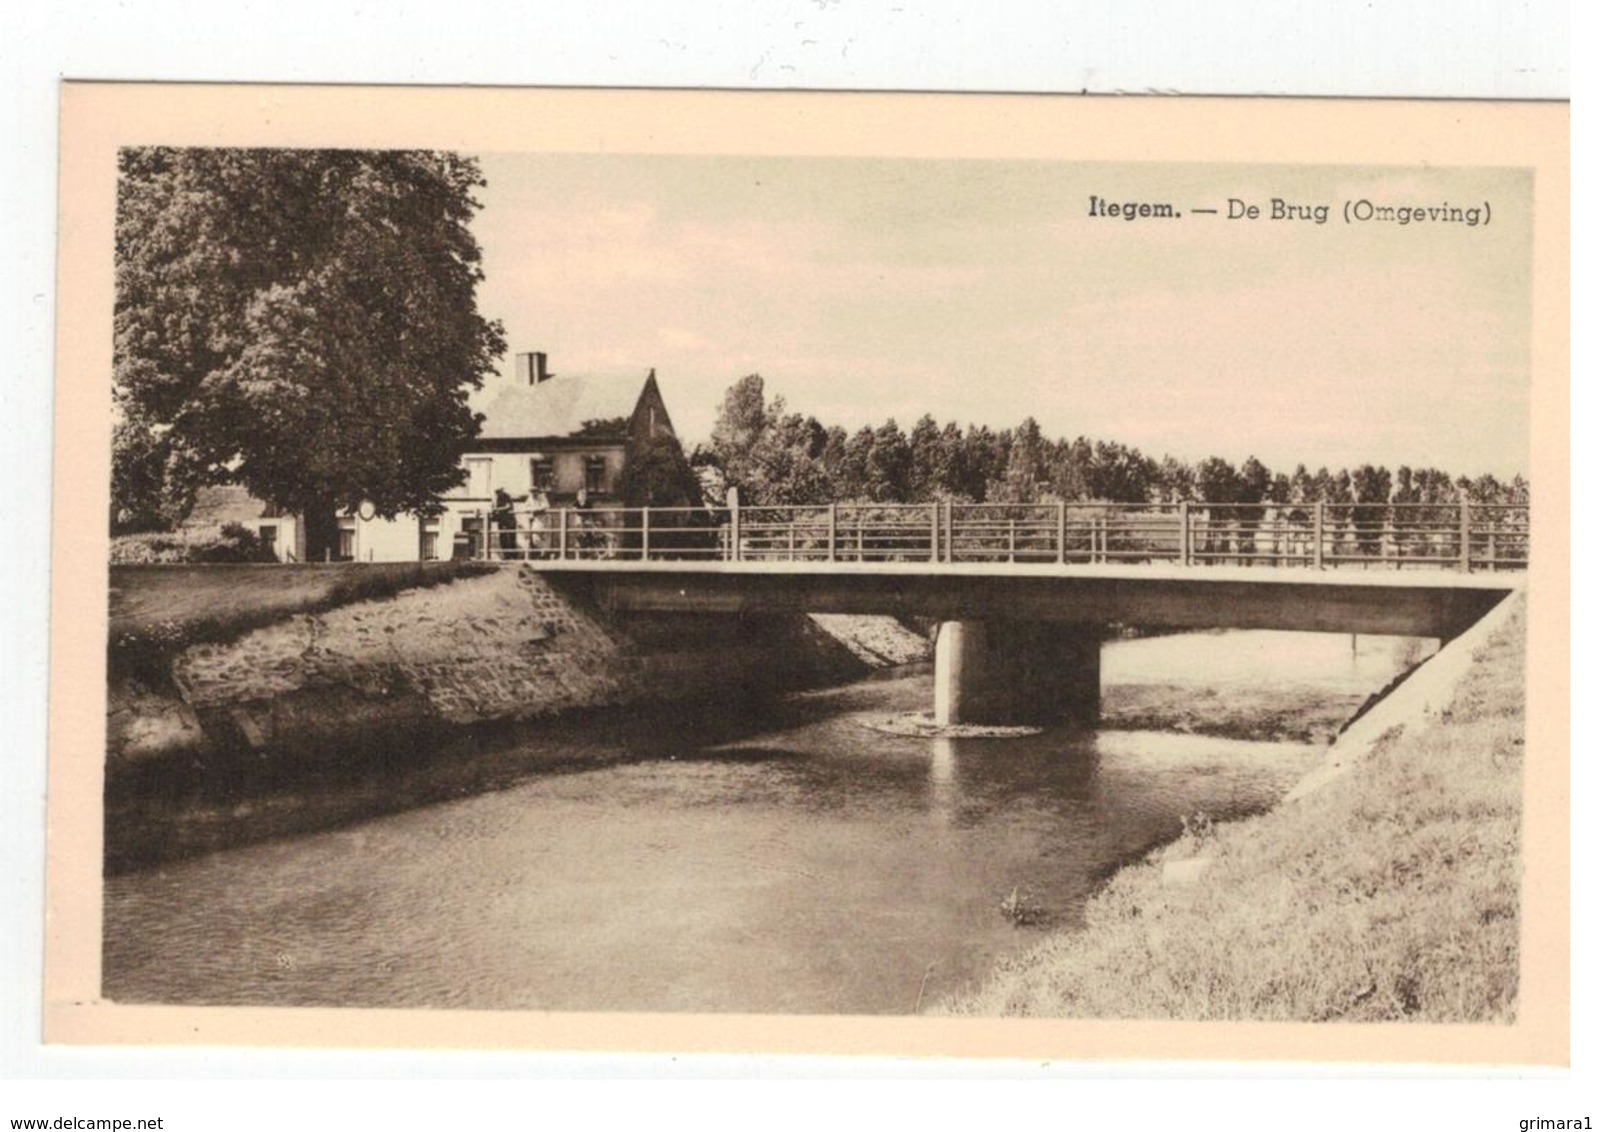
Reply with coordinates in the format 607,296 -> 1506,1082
477,372 -> 649,441
183,485 -> 269,526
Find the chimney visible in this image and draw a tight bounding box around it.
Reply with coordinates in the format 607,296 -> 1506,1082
516,351 -> 551,385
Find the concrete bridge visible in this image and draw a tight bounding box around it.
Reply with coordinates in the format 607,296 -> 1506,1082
470,501 -> 1527,725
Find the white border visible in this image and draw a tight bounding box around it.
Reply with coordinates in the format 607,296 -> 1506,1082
0,0 -> 1580,1124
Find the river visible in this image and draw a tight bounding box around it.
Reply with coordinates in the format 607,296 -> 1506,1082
102,629 -> 1431,1014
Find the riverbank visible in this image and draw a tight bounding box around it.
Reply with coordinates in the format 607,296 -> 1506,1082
108,564 -> 918,762
939,591 -> 1524,1022
104,563 -> 931,870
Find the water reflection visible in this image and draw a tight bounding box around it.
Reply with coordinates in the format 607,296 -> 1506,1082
927,737 -> 957,828
103,630 -> 1431,1015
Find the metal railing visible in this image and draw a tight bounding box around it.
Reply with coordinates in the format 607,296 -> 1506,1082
458,501 -> 1529,572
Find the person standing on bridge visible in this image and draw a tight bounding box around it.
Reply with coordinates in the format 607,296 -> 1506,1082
526,491 -> 550,559
492,488 -> 528,560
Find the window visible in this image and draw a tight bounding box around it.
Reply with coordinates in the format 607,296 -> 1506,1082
466,457 -> 492,499
530,456 -> 554,491
585,455 -> 607,495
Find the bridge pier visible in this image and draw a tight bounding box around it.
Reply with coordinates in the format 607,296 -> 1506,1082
932,620 -> 1100,726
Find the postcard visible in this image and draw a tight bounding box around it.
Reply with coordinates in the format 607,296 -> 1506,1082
47,85 -> 1568,1063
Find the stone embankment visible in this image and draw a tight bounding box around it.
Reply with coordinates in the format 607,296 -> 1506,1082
107,566 -> 929,768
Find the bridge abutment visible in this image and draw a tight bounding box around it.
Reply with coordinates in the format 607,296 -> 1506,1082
932,620 -> 1100,726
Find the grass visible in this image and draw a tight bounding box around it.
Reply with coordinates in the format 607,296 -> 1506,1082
1101,681 -> 1372,744
108,561 -> 496,677
939,595 -> 1525,1022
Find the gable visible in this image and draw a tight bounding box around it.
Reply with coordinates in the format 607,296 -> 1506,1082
629,373 -> 678,442
183,485 -> 269,527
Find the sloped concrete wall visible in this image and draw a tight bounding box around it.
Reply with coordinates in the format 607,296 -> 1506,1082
1285,587 -> 1523,802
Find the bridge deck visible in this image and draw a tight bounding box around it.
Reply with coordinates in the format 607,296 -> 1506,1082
463,501 -> 1526,638
542,559 -> 1523,640
520,556 -> 1523,589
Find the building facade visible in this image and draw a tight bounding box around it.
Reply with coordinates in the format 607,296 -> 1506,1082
178,484 -> 305,563
334,351 -> 691,562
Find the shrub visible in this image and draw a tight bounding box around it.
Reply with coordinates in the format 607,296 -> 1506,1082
195,522 -> 277,563
110,522 -> 279,565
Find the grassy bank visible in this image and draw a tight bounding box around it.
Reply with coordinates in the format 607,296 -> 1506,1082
109,561 -> 495,676
940,595 -> 1525,1022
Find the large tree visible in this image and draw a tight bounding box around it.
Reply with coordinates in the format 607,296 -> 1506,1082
996,417 -> 1047,503
113,147 -> 506,556
706,374 -> 836,505
1088,440 -> 1157,503
706,373 -> 770,497
865,419 -> 912,502
906,413 -> 944,500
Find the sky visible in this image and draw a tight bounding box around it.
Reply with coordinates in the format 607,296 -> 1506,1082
469,153 -> 1531,480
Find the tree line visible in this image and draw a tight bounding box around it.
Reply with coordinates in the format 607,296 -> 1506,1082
697,374 -> 1529,511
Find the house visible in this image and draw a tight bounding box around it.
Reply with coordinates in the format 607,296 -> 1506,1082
180,484 -> 304,562
336,351 -> 694,561
171,351 -> 693,563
